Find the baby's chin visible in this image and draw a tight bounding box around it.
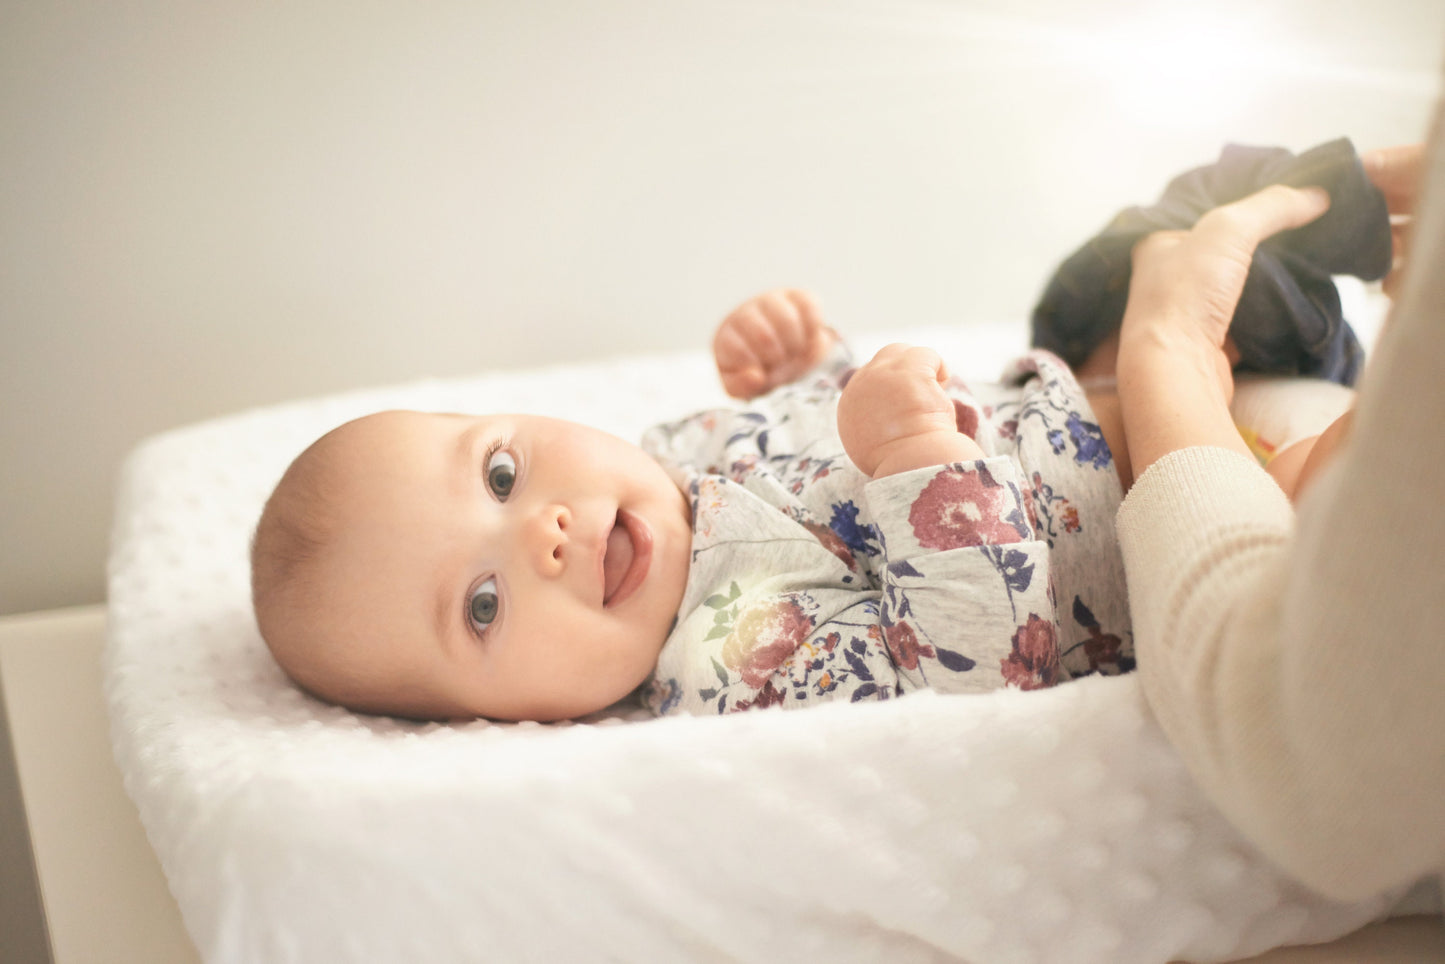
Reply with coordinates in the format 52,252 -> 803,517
369,659 -> 658,724
501,656 -> 667,724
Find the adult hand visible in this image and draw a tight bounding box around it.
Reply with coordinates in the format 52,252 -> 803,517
1364,143 -> 1426,297
1116,184 -> 1331,478
1119,184 -> 1332,400
712,288 -> 834,400
836,343 -> 984,478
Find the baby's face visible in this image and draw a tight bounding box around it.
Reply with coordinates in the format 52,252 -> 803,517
313,410 -> 693,721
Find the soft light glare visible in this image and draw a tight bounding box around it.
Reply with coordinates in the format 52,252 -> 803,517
1092,10 -> 1278,130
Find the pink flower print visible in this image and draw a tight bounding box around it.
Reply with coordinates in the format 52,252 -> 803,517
802,520 -> 858,571
1000,614 -> 1061,690
1061,504 -> 1080,534
953,399 -> 980,439
1083,626 -> 1124,672
736,679 -> 787,711
884,620 -> 935,671
1022,480 -> 1040,534
692,477 -> 728,539
909,467 -> 1023,549
1069,597 -> 1134,675
728,454 -> 760,483
723,598 -> 814,689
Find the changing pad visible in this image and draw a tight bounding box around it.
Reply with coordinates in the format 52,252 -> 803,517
106,320 -> 1405,963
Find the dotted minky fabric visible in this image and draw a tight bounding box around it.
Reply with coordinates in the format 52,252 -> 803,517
105,323 -> 1400,963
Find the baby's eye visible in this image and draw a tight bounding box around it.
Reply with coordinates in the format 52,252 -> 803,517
486,448 -> 516,501
468,577 -> 500,632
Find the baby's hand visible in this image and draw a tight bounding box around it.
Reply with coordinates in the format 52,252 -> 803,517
837,343 -> 985,478
713,289 -> 834,400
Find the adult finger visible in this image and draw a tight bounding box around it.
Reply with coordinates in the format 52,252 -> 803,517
1364,144 -> 1425,214
1130,229 -> 1187,265
1392,220 -> 1410,254
1193,184 -> 1331,252
1376,217 -> 1413,298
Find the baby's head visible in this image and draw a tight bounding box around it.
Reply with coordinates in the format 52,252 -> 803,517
251,410 -> 693,722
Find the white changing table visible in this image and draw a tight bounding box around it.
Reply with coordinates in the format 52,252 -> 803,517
0,606 -> 198,964
0,605 -> 1438,964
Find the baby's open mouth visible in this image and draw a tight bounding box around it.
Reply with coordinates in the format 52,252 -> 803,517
602,509 -> 651,607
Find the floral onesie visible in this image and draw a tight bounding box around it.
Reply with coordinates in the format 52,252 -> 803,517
639,343 -> 1132,716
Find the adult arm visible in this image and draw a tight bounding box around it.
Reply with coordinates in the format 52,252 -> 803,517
1114,184 -> 1331,477
1114,117 -> 1445,901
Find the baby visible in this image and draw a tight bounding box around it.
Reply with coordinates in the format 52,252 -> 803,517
252,289 -> 1343,722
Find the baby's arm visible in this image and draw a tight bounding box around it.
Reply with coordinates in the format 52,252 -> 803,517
713,289 -> 836,400
837,343 -> 985,478
841,347 -> 1057,692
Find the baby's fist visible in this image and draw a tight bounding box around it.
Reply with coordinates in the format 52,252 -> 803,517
713,289 -> 832,400
837,344 -> 984,478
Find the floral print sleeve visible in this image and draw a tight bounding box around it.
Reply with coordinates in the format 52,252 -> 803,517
864,457 -> 1062,694
642,454 -> 1063,716
642,473 -> 905,716
641,348 -> 1089,717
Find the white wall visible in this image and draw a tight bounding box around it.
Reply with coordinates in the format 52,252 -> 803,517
2,0 -> 1441,615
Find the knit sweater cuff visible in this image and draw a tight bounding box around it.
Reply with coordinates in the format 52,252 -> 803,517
1115,446 -> 1293,668
1117,446 -> 1291,546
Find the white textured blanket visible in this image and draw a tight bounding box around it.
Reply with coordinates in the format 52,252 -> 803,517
106,322 -> 1401,963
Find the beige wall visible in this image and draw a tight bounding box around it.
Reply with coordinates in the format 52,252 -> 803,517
2,0 -> 1441,616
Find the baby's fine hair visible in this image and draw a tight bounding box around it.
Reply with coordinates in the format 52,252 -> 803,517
252,414 -> 468,721
250,424 -> 352,689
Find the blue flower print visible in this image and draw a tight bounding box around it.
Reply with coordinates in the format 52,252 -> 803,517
982,545 -> 1035,620
829,500 -> 880,557
1066,413 -> 1112,470
985,545 -> 1034,596
647,677 -> 681,715
725,412 -> 767,447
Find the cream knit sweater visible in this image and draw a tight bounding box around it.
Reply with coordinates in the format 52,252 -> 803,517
1116,113 -> 1445,903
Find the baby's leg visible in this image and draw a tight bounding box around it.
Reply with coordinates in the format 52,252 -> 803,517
1075,334 -> 1132,489
1075,327 -> 1232,493
1265,410 -> 1354,499
1231,374 -> 1355,500
1073,331 -> 1241,381
1084,372 -> 1353,498
1074,331 -> 1122,380
1081,387 -> 1133,491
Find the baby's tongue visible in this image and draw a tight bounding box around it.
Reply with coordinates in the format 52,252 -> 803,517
603,518 -> 634,602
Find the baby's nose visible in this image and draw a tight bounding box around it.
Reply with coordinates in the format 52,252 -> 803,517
529,504 -> 570,573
